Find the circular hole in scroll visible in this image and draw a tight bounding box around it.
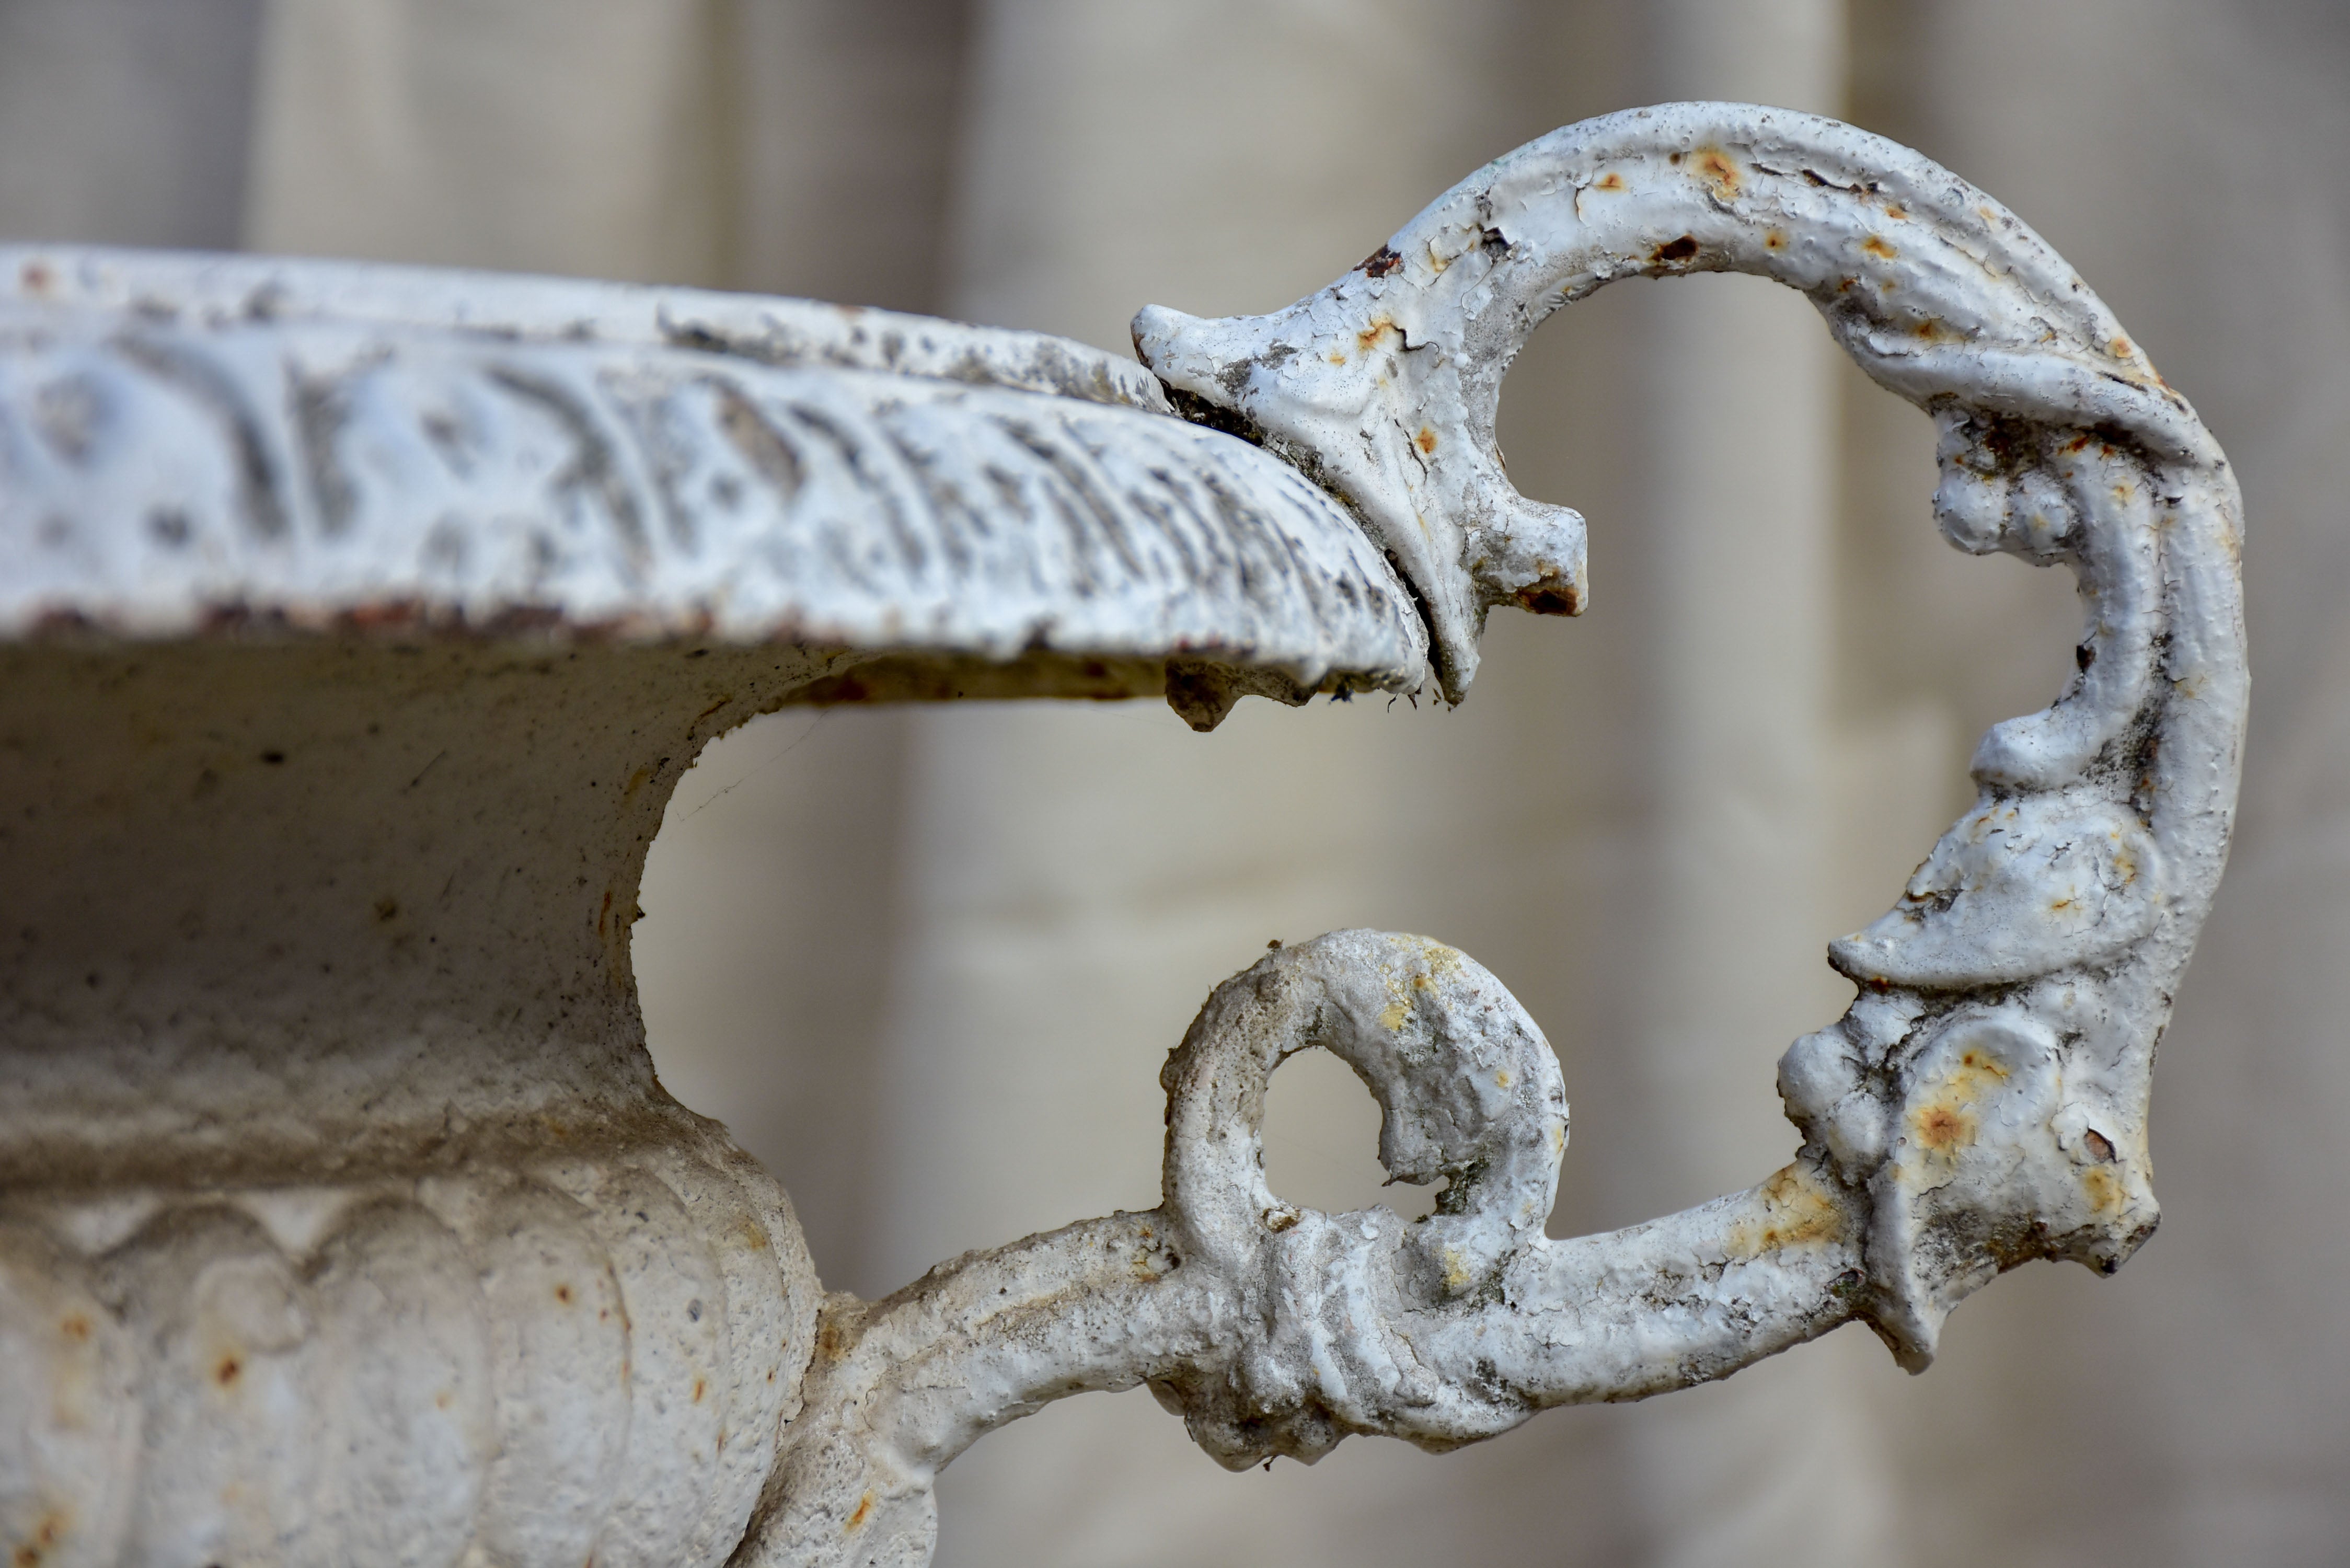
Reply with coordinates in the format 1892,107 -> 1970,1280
1260,1046 -> 1437,1222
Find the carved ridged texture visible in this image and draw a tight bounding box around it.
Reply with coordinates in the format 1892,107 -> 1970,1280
0,1136 -> 818,1568
0,247 -> 1427,700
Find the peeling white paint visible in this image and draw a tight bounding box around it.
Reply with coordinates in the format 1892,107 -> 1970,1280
0,104 -> 2242,1568
773,103 -> 2245,1565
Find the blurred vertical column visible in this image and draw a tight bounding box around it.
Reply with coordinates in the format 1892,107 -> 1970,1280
0,0 -> 267,248
729,0 -> 971,310
1599,3 -> 1898,1565
1619,0 -> 1851,1213
244,0 -> 734,281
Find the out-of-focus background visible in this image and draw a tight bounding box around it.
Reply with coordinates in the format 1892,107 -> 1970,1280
6,2 -> 2345,1563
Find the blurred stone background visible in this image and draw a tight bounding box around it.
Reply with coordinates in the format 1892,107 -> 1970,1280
4,1 -> 2345,1563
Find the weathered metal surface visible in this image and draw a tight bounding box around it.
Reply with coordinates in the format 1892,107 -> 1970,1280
0,246 -> 1427,714
2,1145 -> 811,1568
0,103 -> 2244,1568
758,103 -> 2245,1565
0,245 -> 1425,1565
1134,99 -> 2244,1364
0,637 -> 840,1568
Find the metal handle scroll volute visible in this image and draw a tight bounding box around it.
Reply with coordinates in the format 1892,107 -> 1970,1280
751,102 -> 2245,1568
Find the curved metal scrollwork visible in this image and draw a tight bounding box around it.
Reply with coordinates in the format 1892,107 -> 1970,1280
0,102 -> 2243,1568
748,103 -> 2245,1566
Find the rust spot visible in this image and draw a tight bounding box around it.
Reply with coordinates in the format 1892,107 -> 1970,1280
1264,1208 -> 1300,1233
1885,204 -> 1909,221
1357,245 -> 1403,278
2082,1165 -> 2124,1213
1357,317 -> 1398,352
59,1313 -> 89,1344
436,1390 -> 453,1410
2064,434 -> 2092,453
819,1320 -> 847,1358
1414,426 -> 1437,455
1593,171 -> 1626,192
1862,235 -> 1898,260
215,1354 -> 241,1387
1690,147 -> 1741,198
554,1283 -> 574,1305
1652,235 -> 1699,264
846,1491 -> 878,1532
12,1506 -> 68,1568
1668,151 -> 1684,165
2111,336 -> 2133,358
2083,1128 -> 2117,1163
19,259 -> 53,296
1763,229 -> 1787,250
1911,1049 -> 2010,1157
344,598 -> 427,630
1727,1165 -> 1845,1256
1513,583 -> 1581,616
692,1377 -> 707,1403
1915,1104 -> 1969,1151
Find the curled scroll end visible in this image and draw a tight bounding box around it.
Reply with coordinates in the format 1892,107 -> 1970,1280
1469,497 -> 1587,618
1156,930 -> 1569,1465
1137,287 -> 1594,702
1136,281 -> 1597,704
1134,301 -> 1503,704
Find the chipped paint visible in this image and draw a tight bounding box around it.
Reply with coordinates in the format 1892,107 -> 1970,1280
773,103 -> 2241,1564
0,102 -> 2243,1568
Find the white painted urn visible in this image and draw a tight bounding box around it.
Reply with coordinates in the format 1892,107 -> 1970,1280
0,106 -> 2242,1568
